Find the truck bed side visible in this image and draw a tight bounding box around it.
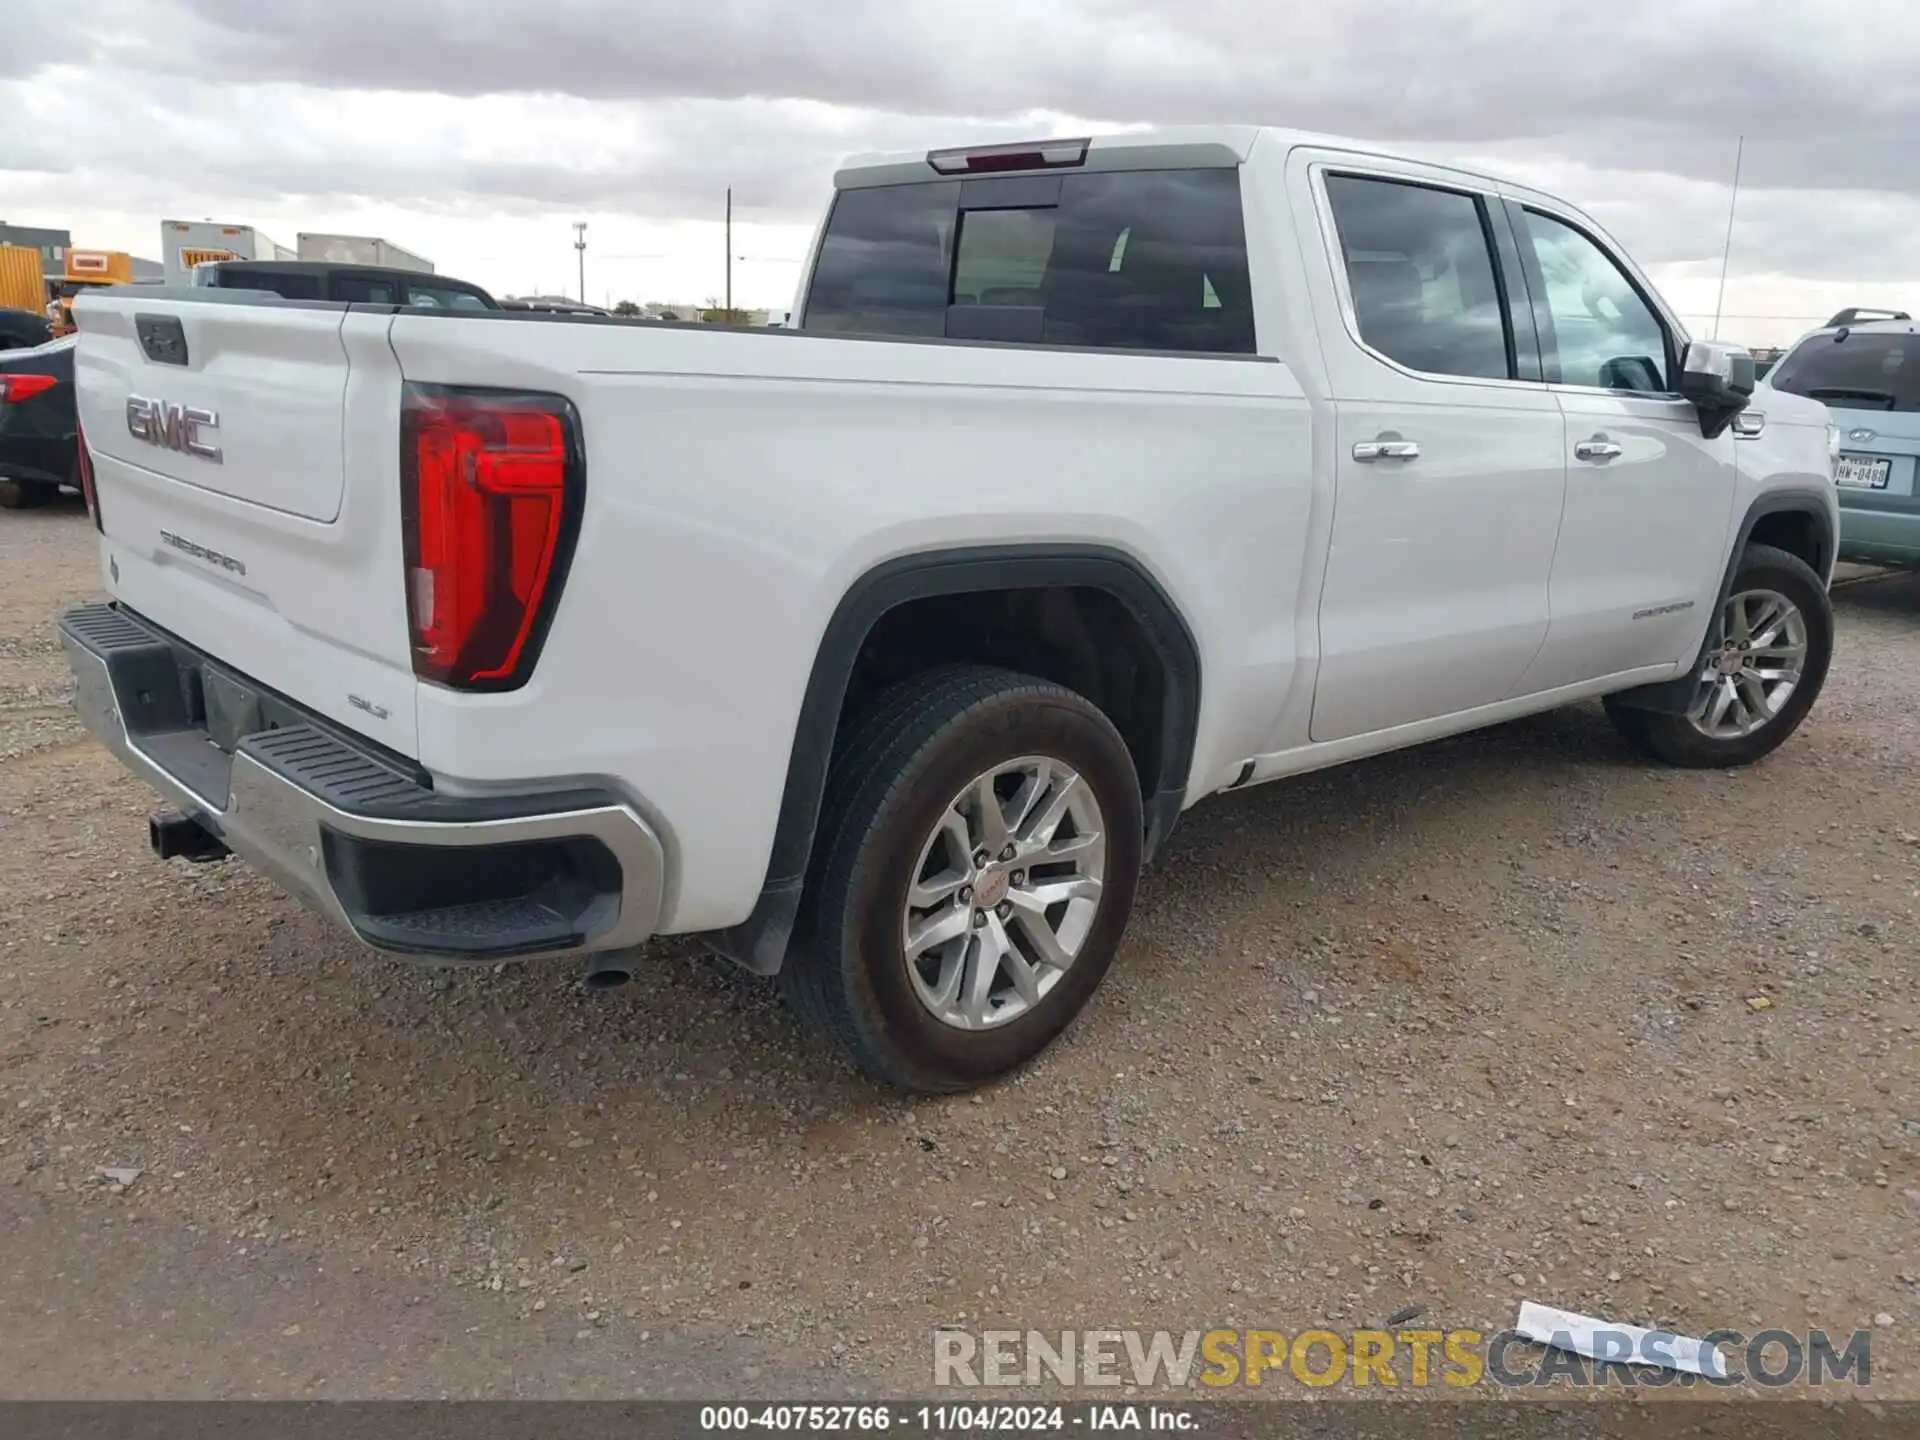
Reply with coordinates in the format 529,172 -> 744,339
387,313 -> 1316,930
76,290 -> 1315,931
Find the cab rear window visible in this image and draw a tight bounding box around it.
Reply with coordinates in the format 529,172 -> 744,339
1769,331 -> 1920,412
800,168 -> 1255,355
218,270 -> 322,301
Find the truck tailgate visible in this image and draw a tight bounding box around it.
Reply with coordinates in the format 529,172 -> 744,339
72,292 -> 420,754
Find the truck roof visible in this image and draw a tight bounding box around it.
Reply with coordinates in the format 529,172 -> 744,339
194,260 -> 499,307
833,124 -> 1529,196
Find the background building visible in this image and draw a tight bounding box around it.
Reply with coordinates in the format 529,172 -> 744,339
0,222 -> 71,269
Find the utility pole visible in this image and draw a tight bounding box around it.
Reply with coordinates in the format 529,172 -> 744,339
573,221 -> 588,304
1711,136 -> 1743,342
725,188 -> 733,319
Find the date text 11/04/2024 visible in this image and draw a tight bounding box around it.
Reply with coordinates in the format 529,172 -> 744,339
699,1406 -> 1194,1432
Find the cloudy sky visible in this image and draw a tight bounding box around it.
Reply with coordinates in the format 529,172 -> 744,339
5,0 -> 1918,342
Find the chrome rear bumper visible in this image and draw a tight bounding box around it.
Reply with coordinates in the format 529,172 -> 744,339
59,602 -> 665,963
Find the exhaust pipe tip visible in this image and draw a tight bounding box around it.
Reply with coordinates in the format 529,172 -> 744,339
582,957 -> 634,991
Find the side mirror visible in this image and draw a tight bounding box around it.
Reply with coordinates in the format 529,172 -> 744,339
1678,339 -> 1756,440
1599,355 -> 1665,393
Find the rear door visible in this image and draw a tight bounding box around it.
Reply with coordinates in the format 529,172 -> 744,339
73,291 -> 420,752
1300,159 -> 1568,742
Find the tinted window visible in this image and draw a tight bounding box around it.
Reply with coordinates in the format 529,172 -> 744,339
1522,210 -> 1669,393
952,207 -> 1055,309
800,168 -> 1255,354
219,269 -> 322,301
404,282 -> 492,311
1323,175 -> 1510,381
803,181 -> 959,338
1768,331 -> 1920,412
0,310 -> 52,350
1038,169 -> 1253,353
331,275 -> 398,304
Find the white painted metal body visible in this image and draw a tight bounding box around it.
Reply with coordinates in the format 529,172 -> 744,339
79,127 -> 1835,935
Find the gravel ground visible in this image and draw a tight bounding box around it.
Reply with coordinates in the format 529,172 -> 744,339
0,499 -> 1914,1400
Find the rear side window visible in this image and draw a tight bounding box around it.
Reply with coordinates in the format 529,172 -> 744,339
331,275 -> 398,304
801,168 -> 1255,354
1769,331 -> 1920,412
1323,174 -> 1511,381
404,282 -> 493,311
219,269 -> 322,301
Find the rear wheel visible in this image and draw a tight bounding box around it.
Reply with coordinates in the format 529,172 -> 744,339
783,665 -> 1143,1093
0,479 -> 55,510
1605,542 -> 1831,768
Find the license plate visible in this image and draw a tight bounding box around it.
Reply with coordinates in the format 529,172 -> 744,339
1835,455 -> 1891,489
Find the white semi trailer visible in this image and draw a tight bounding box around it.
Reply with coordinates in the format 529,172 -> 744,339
159,220 -> 295,285
295,234 -> 434,273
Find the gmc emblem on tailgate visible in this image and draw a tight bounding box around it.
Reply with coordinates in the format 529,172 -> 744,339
126,395 -> 222,463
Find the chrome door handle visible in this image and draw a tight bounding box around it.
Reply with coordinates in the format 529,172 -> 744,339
1353,440 -> 1420,461
1574,439 -> 1623,461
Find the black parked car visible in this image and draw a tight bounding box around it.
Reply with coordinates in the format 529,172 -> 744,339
191,260 -> 500,310
0,307 -> 53,351
0,335 -> 79,510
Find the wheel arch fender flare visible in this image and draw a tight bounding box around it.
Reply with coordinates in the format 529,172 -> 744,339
701,543 -> 1204,975
1607,487 -> 1835,716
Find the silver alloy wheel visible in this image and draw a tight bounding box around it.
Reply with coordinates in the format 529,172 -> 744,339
902,756 -> 1107,1031
1687,587 -> 1809,740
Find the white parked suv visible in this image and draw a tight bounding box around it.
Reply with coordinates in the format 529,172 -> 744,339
60,127 -> 1839,1092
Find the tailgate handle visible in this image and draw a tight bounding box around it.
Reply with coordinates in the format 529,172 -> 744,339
136,314 -> 190,367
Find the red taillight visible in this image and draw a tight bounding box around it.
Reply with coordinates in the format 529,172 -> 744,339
76,420 -> 101,532
400,384 -> 581,691
927,138 -> 1091,175
0,373 -> 59,403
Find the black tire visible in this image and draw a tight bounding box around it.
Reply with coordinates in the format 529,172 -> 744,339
1605,543 -> 1832,768
782,664 -> 1144,1093
0,479 -> 55,510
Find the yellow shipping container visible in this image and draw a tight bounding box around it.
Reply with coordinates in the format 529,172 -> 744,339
63,249 -> 134,286
46,250 -> 138,332
0,245 -> 48,315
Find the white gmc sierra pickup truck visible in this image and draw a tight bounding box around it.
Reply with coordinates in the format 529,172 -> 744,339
60,126 -> 1840,1092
